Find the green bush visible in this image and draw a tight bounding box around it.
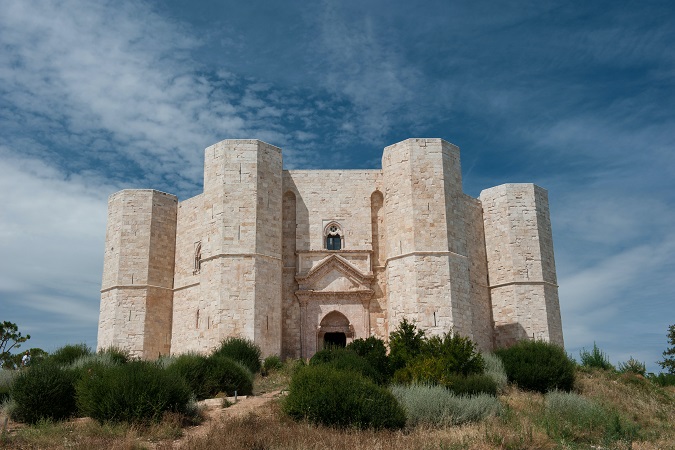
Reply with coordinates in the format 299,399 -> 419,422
482,352 -> 508,392
422,333 -> 485,376
346,336 -> 392,382
76,360 -> 191,423
48,343 -> 92,367
283,365 -> 405,429
98,347 -> 131,365
542,390 -> 639,444
392,332 -> 486,389
618,357 -> 646,376
10,362 -> 78,423
390,383 -> 501,427
262,355 -> 283,374
647,372 -> 675,387
206,355 -> 253,396
165,352 -> 212,399
445,373 -> 498,396
495,340 -> 575,393
310,348 -> 383,384
388,318 -> 426,372
579,343 -> 614,371
212,337 -> 261,373
0,369 -> 19,404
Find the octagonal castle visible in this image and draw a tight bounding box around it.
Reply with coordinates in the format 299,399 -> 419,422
97,138 -> 564,359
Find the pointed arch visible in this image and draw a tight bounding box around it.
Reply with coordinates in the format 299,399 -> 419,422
324,221 -> 343,250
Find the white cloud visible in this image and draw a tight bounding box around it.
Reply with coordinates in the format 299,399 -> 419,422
0,150 -> 113,350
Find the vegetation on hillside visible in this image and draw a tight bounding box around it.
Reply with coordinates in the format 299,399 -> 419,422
1,325 -> 674,449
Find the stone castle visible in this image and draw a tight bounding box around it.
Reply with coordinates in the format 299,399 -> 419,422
97,138 -> 563,359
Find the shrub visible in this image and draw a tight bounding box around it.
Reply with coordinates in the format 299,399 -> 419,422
495,340 -> 575,393
283,365 -> 405,429
262,355 -> 283,374
310,348 -> 383,384
98,346 -> 131,365
346,336 -> 392,382
390,383 -> 501,427
212,337 -> 261,373
618,357 -> 646,376
422,333 -> 485,376
445,373 -> 498,396
165,352 -> 212,399
76,360 -> 191,423
647,372 -> 675,387
48,343 -> 92,367
205,355 -> 253,396
482,352 -> 508,392
579,342 -> 614,371
393,333 -> 486,389
10,362 -> 78,423
388,318 -> 426,372
543,390 -> 639,444
0,369 -> 19,403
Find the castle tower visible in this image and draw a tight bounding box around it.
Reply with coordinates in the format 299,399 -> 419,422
479,184 -> 563,347
183,139 -> 283,357
98,190 -> 177,358
382,138 -> 473,338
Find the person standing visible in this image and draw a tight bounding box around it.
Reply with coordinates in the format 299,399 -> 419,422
21,350 -> 30,367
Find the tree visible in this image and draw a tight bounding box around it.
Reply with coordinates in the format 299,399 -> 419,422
0,321 -> 31,368
658,324 -> 675,374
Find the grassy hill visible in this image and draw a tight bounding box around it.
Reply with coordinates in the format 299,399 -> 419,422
2,365 -> 674,449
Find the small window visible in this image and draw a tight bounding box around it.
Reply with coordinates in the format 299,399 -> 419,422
325,223 -> 343,250
193,242 -> 202,274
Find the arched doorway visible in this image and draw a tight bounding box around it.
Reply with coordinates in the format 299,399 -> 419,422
318,311 -> 353,350
323,332 -> 346,348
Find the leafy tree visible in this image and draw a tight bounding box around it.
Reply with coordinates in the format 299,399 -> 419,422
388,318 -> 426,372
658,324 -> 675,374
579,342 -> 614,371
0,321 -> 31,368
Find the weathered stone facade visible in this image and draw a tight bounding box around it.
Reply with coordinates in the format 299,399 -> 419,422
98,138 -> 564,359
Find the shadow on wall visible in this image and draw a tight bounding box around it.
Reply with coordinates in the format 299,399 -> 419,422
493,323 -> 529,349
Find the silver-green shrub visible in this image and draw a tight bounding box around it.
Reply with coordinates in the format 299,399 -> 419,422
481,352 -> 508,392
390,383 -> 501,427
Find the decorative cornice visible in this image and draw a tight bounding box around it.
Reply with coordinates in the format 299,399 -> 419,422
489,280 -> 559,289
295,289 -> 374,303
174,281 -> 200,292
101,284 -> 173,293
297,249 -> 373,254
295,254 -> 373,286
384,250 -> 468,267
201,252 -> 282,263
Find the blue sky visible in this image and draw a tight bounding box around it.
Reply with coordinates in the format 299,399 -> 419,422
1,1 -> 673,372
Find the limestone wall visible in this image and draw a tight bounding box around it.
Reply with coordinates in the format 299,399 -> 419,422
283,170 -> 382,252
170,140 -> 283,356
382,139 -> 473,339
98,189 -> 177,358
464,197 -> 493,351
479,184 -> 563,348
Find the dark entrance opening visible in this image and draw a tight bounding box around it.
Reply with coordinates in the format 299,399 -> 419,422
323,332 -> 346,348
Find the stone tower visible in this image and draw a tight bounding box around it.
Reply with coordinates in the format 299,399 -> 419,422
480,184 -> 563,347
98,190 -> 177,359
170,140 -> 283,357
382,139 -> 475,339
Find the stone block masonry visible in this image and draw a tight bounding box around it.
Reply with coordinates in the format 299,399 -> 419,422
98,138 -> 564,359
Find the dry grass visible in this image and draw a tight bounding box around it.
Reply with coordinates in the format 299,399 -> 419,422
1,368 -> 674,450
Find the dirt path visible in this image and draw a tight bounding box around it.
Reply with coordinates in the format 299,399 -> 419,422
165,390 -> 282,448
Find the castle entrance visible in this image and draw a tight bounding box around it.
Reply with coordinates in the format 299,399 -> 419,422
318,311 -> 352,351
323,332 -> 346,348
